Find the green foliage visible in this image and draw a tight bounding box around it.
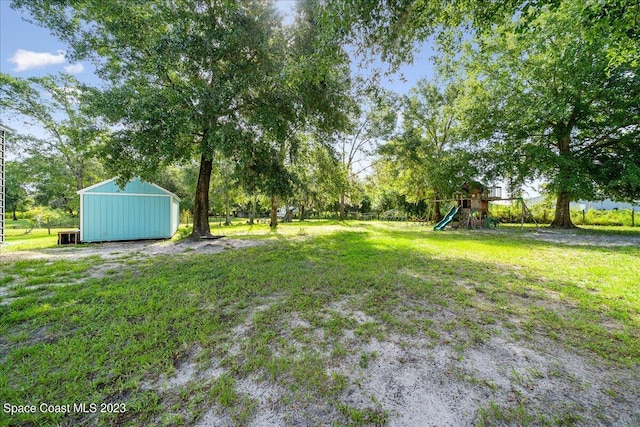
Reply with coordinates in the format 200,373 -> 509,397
489,203 -> 638,227
380,79 -> 476,220
4,161 -> 32,219
0,73 -> 108,212
366,158 -> 431,218
23,153 -> 81,215
322,0 -> 638,71
12,208 -> 79,232
150,164 -> 198,213
286,136 -> 340,217
327,87 -> 398,218
456,1 -> 640,227
10,0 -> 353,236
577,209 -> 638,227
319,1 -> 640,228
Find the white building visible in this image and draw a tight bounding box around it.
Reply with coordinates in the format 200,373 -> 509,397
571,199 -> 640,212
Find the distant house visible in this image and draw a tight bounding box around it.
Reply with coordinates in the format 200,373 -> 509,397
77,177 -> 180,242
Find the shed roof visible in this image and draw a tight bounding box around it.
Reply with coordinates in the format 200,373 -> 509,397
77,177 -> 180,200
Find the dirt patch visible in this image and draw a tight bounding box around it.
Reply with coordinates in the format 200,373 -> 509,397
0,238 -> 266,262
181,304 -> 640,426
0,238 -> 268,307
321,305 -> 638,426
514,228 -> 640,247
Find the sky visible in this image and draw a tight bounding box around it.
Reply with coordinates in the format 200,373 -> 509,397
0,2 -> 92,81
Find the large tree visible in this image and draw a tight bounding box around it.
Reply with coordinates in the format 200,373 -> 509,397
380,80 -> 475,221
231,0 -> 353,229
4,161 -> 31,220
290,135 -> 351,221
333,88 -> 397,220
13,0 -> 351,237
456,1 -> 640,228
0,73 -> 107,192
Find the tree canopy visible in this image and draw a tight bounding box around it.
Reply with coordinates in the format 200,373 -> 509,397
7,0 -> 639,230
322,0 -> 639,69
380,80 -> 475,221
455,1 -> 640,227
12,0 -> 353,236
1,73 -> 108,214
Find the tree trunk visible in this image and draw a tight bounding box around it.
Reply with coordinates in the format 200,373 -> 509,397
631,208 -> 635,227
269,196 -> 278,229
550,191 -> 576,228
433,200 -> 443,222
192,154 -> 213,237
249,195 -> 256,225
75,171 -> 84,192
551,132 -> 576,229
12,208 -> 17,221
339,193 -> 345,220
224,190 -> 231,226
299,204 -> 305,222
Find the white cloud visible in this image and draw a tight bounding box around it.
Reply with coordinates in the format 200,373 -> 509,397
64,63 -> 85,74
8,49 -> 65,72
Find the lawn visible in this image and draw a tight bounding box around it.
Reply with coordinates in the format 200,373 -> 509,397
2,227 -> 63,253
1,220 -> 639,426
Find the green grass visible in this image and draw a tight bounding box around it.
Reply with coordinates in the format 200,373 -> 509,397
1,220 -> 639,425
2,228 -> 64,252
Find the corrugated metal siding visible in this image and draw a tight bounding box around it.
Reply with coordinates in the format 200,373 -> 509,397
81,194 -> 172,242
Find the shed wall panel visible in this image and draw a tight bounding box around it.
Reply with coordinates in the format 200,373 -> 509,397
81,194 -> 172,242
171,198 -> 180,235
79,177 -> 179,242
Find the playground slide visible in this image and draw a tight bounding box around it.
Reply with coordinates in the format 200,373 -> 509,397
433,205 -> 460,231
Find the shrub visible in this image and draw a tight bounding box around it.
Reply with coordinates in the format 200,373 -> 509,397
21,207 -> 79,229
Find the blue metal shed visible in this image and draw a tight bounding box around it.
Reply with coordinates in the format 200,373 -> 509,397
77,177 -> 180,243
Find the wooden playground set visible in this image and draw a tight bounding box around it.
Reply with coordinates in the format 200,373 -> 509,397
433,182 -> 537,230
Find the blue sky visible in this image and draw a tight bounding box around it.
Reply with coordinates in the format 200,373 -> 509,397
0,2 -> 92,80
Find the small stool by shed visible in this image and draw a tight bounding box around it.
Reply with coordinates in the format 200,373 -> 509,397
58,230 -> 80,245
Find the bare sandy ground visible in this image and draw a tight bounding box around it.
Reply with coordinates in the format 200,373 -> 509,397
506,227 -> 640,247
0,237 -> 266,262
152,303 -> 640,426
